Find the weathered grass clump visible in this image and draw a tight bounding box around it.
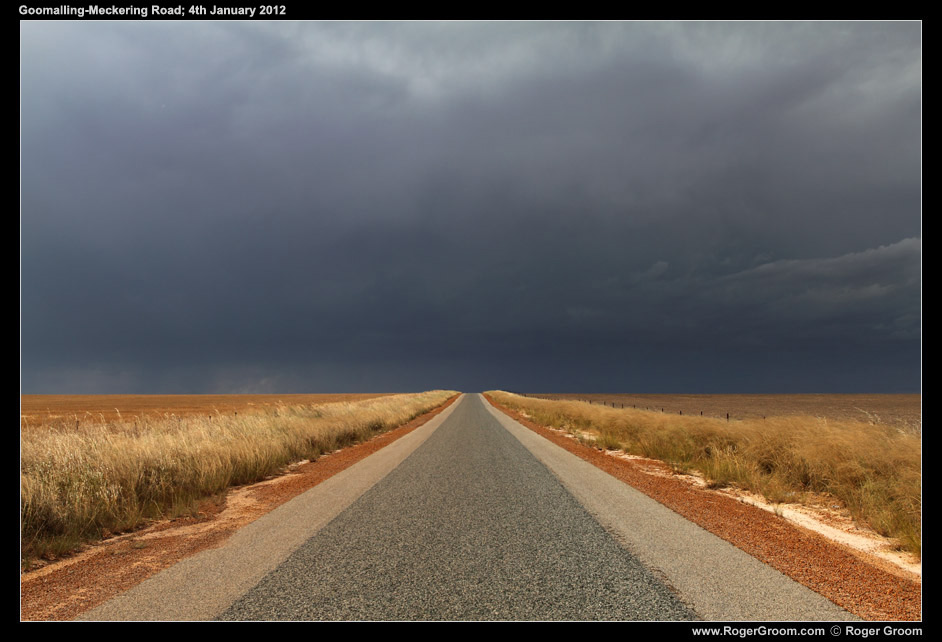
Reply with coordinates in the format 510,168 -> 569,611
21,391 -> 456,562
486,391 -> 921,558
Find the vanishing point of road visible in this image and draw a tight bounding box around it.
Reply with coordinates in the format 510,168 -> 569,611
82,394 -> 857,621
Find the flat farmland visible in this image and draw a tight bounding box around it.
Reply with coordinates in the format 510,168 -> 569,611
527,393 -> 921,430
497,391 -> 922,558
20,393 -> 393,426
20,390 -> 455,564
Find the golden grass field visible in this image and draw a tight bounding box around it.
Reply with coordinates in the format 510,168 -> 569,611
526,393 -> 922,430
20,391 -> 456,564
488,391 -> 922,558
20,393 -> 393,426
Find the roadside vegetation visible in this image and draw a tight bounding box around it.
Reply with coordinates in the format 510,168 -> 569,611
21,391 -> 457,564
486,391 -> 921,558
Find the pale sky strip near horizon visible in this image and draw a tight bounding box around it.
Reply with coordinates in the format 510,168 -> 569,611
20,20 -> 921,394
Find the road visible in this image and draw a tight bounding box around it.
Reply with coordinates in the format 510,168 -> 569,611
82,394 -> 856,621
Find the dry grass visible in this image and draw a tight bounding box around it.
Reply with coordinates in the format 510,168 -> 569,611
487,391 -> 921,558
21,391 -> 457,563
528,393 -> 922,430
20,393 -> 395,425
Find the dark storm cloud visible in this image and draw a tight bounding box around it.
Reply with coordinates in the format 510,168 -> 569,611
21,21 -> 921,393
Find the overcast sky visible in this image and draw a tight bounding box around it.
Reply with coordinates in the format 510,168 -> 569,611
20,21 -> 921,394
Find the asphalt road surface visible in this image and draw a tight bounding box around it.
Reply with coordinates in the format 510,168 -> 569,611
83,394 -> 856,621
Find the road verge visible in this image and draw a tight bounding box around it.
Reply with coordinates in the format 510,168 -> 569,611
483,393 -> 920,621
21,393 -> 460,621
